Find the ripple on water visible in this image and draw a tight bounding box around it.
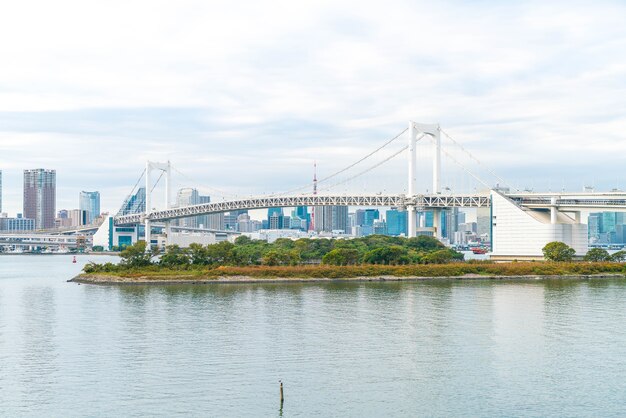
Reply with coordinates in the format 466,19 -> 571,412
0,257 -> 626,417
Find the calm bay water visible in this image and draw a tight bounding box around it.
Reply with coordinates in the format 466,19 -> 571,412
1,255 -> 625,417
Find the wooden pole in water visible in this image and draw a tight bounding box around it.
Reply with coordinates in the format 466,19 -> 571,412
279,380 -> 284,405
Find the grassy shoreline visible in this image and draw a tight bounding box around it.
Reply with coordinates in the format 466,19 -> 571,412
71,262 -> 626,285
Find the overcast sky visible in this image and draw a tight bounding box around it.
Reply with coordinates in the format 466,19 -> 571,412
2,0 -> 626,216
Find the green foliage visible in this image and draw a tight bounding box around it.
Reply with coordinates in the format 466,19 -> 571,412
542,241 -> 576,262
611,250 -> 626,262
84,234 -> 467,273
421,248 -> 464,264
362,245 -> 410,265
119,241 -> 156,267
322,248 -> 360,265
159,245 -> 190,267
91,245 -> 104,252
584,248 -> 611,262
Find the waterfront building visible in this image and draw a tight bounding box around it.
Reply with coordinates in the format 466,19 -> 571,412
79,191 -> 100,225
0,213 -> 35,232
490,191 -> 587,260
23,169 -> 56,229
386,208 -> 408,236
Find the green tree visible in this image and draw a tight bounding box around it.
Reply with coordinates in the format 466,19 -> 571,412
159,245 -> 190,267
322,248 -> 360,265
583,248 -> 611,262
362,246 -> 409,265
188,243 -> 210,265
119,241 -> 156,267
611,250 -> 626,262
542,241 -> 576,262
421,248 -> 463,264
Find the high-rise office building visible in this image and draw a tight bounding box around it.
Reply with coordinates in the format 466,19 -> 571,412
295,206 -> 310,230
267,208 -> 284,229
176,188 -> 200,228
79,191 -> 100,225
386,208 -> 408,236
23,169 -> 56,229
315,206 -> 349,233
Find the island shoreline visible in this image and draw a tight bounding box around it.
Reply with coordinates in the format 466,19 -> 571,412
70,273 -> 626,285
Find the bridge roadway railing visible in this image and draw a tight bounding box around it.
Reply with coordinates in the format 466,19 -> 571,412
114,194 -> 491,226
513,197 -> 626,209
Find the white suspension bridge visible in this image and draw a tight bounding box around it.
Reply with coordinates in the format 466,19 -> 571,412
101,121 -> 626,259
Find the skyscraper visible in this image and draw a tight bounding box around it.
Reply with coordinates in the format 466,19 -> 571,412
314,206 -> 349,233
23,169 -> 56,229
176,188 -> 200,228
79,191 -> 100,224
386,208 -> 408,236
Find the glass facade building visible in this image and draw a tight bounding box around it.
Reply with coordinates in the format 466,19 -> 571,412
79,191 -> 100,225
23,169 -> 56,229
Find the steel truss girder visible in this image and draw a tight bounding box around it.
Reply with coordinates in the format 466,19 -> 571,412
114,194 -> 491,226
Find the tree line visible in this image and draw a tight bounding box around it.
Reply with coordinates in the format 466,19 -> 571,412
85,235 -> 464,272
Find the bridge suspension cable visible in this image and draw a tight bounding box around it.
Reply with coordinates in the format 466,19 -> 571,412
274,128 -> 412,196
440,147 -> 490,190
170,165 -> 237,199
116,169 -> 146,216
316,144 -> 409,193
440,128 -> 514,190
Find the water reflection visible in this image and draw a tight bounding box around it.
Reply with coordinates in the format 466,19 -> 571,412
18,286 -> 59,412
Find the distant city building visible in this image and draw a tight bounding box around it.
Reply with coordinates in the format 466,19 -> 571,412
295,206 -> 310,230
69,209 -> 88,227
224,214 -> 238,231
79,191 -> 100,225
268,208 -> 284,229
23,169 -> 56,229
0,213 -> 35,232
588,212 -> 626,244
373,220 -> 387,235
206,213 -> 225,230
314,206 -> 349,233
176,188 -> 200,228
386,208 -> 407,236
196,195 -> 211,228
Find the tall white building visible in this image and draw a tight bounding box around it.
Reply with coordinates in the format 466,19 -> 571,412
490,191 -> 587,260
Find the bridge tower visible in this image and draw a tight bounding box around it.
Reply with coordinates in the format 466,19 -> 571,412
144,161 -> 171,249
407,122 -> 441,238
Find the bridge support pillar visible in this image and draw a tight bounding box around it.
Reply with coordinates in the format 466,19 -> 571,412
145,219 -> 151,250
433,208 -> 441,239
550,197 -> 558,224
408,206 -> 416,238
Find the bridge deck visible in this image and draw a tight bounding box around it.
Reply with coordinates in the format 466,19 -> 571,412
114,194 -> 491,225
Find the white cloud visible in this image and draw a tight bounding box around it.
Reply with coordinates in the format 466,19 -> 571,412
2,0 -> 626,215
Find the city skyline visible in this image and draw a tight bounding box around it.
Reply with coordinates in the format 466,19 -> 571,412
3,2 -> 626,215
